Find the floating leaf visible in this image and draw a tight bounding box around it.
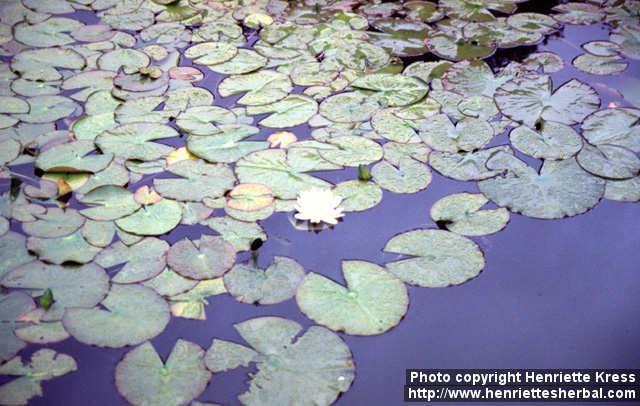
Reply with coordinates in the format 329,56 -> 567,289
63,284 -> 170,348
185,42 -> 238,65
218,70 -> 291,105
15,96 -> 77,124
351,73 -> 428,106
115,199 -> 182,236
79,186 -> 140,221
14,17 -> 82,47
552,2 -> 603,25
372,158 -> 432,193
509,122 -> 583,160
11,48 -> 85,82
604,177 -> 640,202
204,217 -> 267,252
21,208 -> 84,239
296,260 -> 407,335
209,49 -> 267,75
176,106 -> 237,136
429,146 -> 512,181
573,53 -> 628,75
334,180 -> 383,212
430,193 -> 509,236
319,91 -> 380,123
576,143 -> 640,180
1,261 -> 109,321
142,269 -> 197,297
0,233 -> 34,279
27,231 -> 101,265
167,236 -> 235,280
0,349 -> 76,406
478,155 -> 605,219
224,256 -> 305,305
494,74 -> 600,127
582,108 -> 640,151
247,95 -> 318,128
206,317 -> 354,405
96,238 -> 168,284
95,123 -> 178,161
0,292 -> 34,362
115,340 -> 211,406
384,229 -> 485,287
418,114 -> 493,152
168,279 -> 226,320
154,160 -> 236,202
35,140 -> 113,173
186,125 -> 265,164
227,184 -> 274,211
318,136 -> 383,167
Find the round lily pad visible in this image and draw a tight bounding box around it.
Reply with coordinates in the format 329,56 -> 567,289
185,42 -> 238,65
167,236 -> 236,280
350,73 -> 428,107
1,261 -> 109,322
418,114 -> 493,152
35,140 -> 113,173
319,92 -> 380,123
218,70 -> 291,105
63,284 -> 170,348
334,180 -> 383,212
154,160 -> 236,202
115,199 -> 182,236
79,186 -> 141,221
372,157 -> 432,193
0,232 -> 34,279
21,208 -> 84,239
224,256 -> 305,305
318,136 -> 383,167
582,108 -> 640,152
95,238 -> 169,284
247,95 -> 318,128
576,143 -> 640,180
226,184 -> 274,211
478,155 -> 605,219
115,339 -> 211,406
95,123 -> 178,161
0,292 -> 35,362
430,193 -> 509,236
428,146 -> 512,181
509,122 -> 583,160
383,229 -> 485,287
296,260 -> 408,335
204,217 -> 267,252
27,231 -> 101,265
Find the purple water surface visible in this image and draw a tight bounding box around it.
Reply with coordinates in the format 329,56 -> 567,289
4,15 -> 639,406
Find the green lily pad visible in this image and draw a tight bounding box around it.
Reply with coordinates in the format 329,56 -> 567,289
350,73 -> 428,106
494,73 -> 600,127
96,123 -> 178,161
429,146 -> 512,181
63,284 -> 170,348
79,185 -> 141,221
246,95 -> 318,128
11,48 -> 85,82
334,180 -> 383,212
582,108 -> 640,151
21,208 -> 84,238
27,230 -> 101,265
81,219 -> 116,248
319,91 -> 380,123
611,23 -> 640,60
168,278 -> 226,320
167,236 -> 236,280
14,17 -> 82,47
384,229 -> 485,287
14,321 -> 70,345
506,12 -> 560,34
442,60 -> 511,97
224,256 -> 305,305
1,261 -> 109,322
318,136 -> 383,167
430,193 -> 510,236
206,316 -> 355,405
186,125 -> 265,163
0,349 -> 76,406
209,49 -> 267,75
15,96 -> 78,124
226,184 -> 274,211
96,238 -> 169,284
509,122 -> 583,160
604,176 -> 640,202
576,143 -> 640,180
154,160 -> 236,202
573,53 -> 628,75
204,216 -> 267,252
0,292 -> 35,362
372,157 -> 432,193
185,42 -> 238,65
218,70 -> 291,105
115,340 -> 211,406
478,155 -> 605,219
418,114 -> 493,152
35,140 -> 113,173
115,199 -> 182,236
552,2 -> 604,25
175,106 -> 237,136
0,233 -> 34,279
296,260 -> 408,335
142,268 -> 198,297
236,149 -> 338,199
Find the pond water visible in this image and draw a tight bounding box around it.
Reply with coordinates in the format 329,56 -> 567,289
1,1 -> 639,405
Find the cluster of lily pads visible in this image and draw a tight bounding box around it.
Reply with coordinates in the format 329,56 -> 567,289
0,0 -> 639,404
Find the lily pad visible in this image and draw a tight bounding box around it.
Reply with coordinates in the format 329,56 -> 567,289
247,95 -> 318,128
0,233 -> 34,279
95,123 -> 178,161
218,70 -> 291,105
383,229 -> 485,287
186,125 -> 265,164
63,284 -> 170,348
204,217 -> 267,252
21,208 -> 84,238
334,180 -> 383,212
581,108 -> 640,151
430,193 -> 509,236
224,256 -> 305,305
185,42 -> 238,65
115,199 -> 182,236
35,140 -> 113,173
509,122 -> 583,160
154,160 -> 236,202
429,146 -> 512,181
0,292 -> 35,362
418,114 -> 493,152
319,91 -> 380,123
0,349 -> 76,406
576,143 -> 640,180
478,155 -> 605,219
79,186 -> 141,221
206,316 -> 354,405
115,340 -> 211,406
227,184 -> 274,212
96,238 -> 169,284
350,73 -> 428,106
318,136 -> 383,167
573,53 -> 628,75
27,231 -> 101,265
296,260 -> 408,335
167,236 -> 236,280
1,261 -> 109,321
372,157 -> 432,193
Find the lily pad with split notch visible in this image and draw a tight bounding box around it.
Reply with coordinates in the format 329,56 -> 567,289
115,340 -> 211,406
204,217 -> 267,252
115,199 -> 182,236
167,236 -> 236,280
296,260 -> 408,335
372,157 -> 432,193
509,122 -> 583,160
576,143 -> 640,180
154,160 -> 236,202
383,229 -> 485,287
96,238 -> 168,284
224,256 -> 305,305
205,316 -> 354,405
63,284 -> 170,348
430,193 -> 509,236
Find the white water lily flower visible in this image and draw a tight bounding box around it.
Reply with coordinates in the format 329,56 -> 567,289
294,187 -> 344,225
